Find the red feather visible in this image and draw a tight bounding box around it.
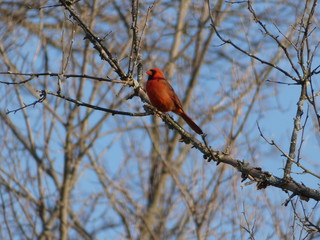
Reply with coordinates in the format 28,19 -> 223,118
146,68 -> 203,135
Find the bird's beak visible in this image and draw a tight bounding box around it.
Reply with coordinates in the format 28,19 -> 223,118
146,70 -> 152,76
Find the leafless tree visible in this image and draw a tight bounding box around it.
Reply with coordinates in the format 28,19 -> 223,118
0,0 -> 319,239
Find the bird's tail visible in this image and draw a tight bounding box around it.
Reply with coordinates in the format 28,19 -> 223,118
180,112 -> 203,135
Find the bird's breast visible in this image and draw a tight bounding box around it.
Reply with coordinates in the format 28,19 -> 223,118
146,79 -> 175,112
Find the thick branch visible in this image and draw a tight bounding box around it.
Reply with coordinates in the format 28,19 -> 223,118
143,104 -> 320,202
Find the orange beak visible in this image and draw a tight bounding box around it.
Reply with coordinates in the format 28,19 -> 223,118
146,70 -> 152,76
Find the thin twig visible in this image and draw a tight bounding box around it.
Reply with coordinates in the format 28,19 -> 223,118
247,1 -> 302,80
257,122 -> 320,179
209,10 -> 298,81
6,90 -> 46,114
58,0 -> 127,80
266,79 -> 300,85
0,71 -> 128,85
43,90 -> 149,117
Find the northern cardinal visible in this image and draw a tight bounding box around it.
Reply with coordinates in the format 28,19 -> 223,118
146,68 -> 203,135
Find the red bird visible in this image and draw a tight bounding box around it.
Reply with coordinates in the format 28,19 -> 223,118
146,68 -> 203,135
